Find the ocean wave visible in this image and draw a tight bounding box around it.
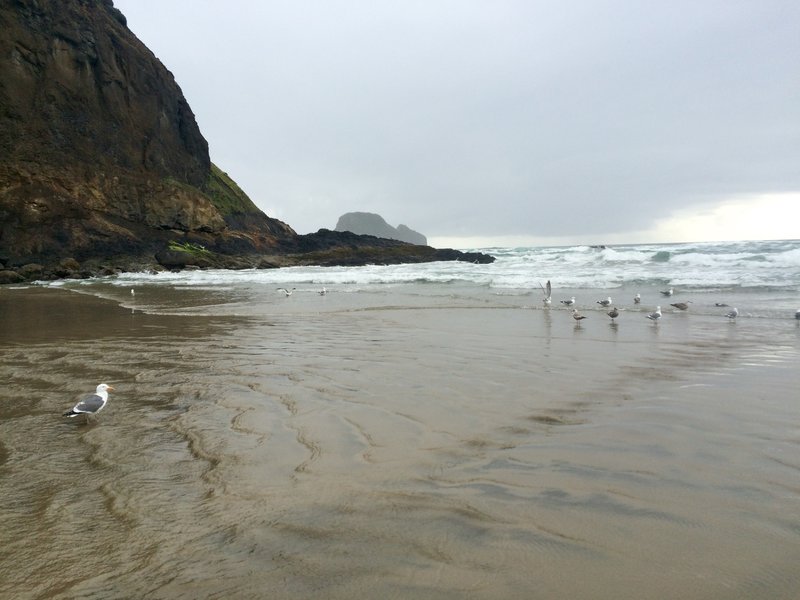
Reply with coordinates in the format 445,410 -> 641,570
46,239 -> 800,294
651,251 -> 671,263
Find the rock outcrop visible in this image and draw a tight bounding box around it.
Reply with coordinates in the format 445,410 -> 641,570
335,212 -> 427,245
0,0 -> 492,281
0,0 -> 295,266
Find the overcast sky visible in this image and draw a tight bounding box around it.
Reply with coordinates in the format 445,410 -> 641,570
114,0 -> 799,247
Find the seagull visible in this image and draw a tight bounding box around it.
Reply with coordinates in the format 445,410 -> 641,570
607,307 -> 619,322
670,301 -> 692,311
795,309 -> 800,320
633,293 -> 641,304
646,306 -> 662,322
715,302 -> 730,307
277,287 -> 296,296
540,280 -> 552,307
724,307 -> 739,320
596,296 -> 612,308
318,287 -> 327,296
572,309 -> 587,322
130,289 -> 135,297
63,383 -> 114,421
660,288 -> 674,297
560,296 -> 576,307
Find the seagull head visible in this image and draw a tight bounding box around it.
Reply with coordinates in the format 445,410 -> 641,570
96,383 -> 114,393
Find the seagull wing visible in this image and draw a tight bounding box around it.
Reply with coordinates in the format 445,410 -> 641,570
72,393 -> 105,414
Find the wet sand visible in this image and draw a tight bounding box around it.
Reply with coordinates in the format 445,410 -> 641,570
1,286 -> 799,599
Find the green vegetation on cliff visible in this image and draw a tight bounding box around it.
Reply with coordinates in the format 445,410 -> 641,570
204,163 -> 262,216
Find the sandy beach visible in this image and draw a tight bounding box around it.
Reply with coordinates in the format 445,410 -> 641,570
1,284 -> 799,599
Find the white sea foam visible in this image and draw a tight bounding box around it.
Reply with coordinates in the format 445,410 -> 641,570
50,239 -> 800,318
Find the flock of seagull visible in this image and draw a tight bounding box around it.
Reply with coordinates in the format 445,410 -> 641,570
538,279 -> 747,325
64,278 -> 800,422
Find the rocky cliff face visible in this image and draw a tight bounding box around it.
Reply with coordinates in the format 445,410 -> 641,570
335,212 -> 427,245
0,0 -> 294,266
0,0 -> 493,281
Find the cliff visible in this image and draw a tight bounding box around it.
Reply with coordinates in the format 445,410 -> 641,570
0,0 -> 294,265
0,0 -> 492,282
335,212 -> 427,245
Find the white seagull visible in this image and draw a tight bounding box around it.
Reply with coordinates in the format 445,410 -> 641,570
660,288 -> 674,297
725,307 -> 739,320
277,287 -> 296,296
560,296 -> 576,307
318,287 -> 327,296
540,280 -> 552,307
63,383 -> 114,421
596,296 -> 612,308
646,306 -> 662,322
633,293 -> 641,304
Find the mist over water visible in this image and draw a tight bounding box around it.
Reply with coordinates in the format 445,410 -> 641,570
2,239 -> 799,599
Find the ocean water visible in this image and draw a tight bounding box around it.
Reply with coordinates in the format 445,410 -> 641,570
58,238 -> 800,319
1,238 -> 799,599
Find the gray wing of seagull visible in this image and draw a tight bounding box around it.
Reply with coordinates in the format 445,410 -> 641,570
72,393 -> 105,414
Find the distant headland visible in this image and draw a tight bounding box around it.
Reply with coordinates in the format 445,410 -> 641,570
335,212 -> 427,246
0,1 -> 492,284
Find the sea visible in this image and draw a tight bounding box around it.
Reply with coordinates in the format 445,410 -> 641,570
1,238 -> 799,599
60,238 -> 800,319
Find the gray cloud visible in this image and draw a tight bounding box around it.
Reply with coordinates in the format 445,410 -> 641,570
115,0 -> 800,240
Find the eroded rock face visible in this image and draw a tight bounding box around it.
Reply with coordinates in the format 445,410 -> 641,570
0,0 -> 294,265
0,1 -> 493,278
1,0 -> 210,186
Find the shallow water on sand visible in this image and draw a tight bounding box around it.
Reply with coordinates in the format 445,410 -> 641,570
1,285 -> 799,599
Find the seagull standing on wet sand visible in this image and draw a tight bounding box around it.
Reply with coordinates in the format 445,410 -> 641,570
660,288 -> 674,297
572,309 -> 587,322
596,297 -> 612,308
646,306 -> 662,322
795,309 -> 800,320
607,307 -> 619,322
560,296 -> 576,307
540,280 -> 552,307
318,287 -> 327,296
634,293 -> 641,304
63,383 -> 114,421
725,307 -> 739,320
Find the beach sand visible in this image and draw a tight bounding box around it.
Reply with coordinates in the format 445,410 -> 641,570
1,286 -> 799,599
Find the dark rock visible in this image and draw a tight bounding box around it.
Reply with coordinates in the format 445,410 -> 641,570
0,270 -> 24,284
18,263 -> 45,279
58,258 -> 80,271
278,229 -> 494,267
0,0 -> 294,268
154,250 -> 190,269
